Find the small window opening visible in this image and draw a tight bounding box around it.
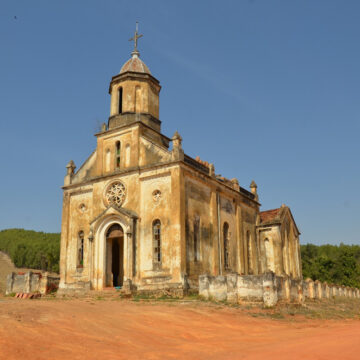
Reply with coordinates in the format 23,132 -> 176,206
153,220 -> 161,267
118,87 -> 123,114
115,141 -> 121,169
247,230 -> 252,274
77,231 -> 84,268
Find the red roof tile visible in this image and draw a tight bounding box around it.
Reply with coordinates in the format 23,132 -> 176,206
259,208 -> 281,223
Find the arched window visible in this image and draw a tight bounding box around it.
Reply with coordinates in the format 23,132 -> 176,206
118,87 -> 123,114
194,216 -> 200,262
223,222 -> 230,270
153,220 -> 161,268
264,238 -> 270,271
77,231 -> 84,268
105,148 -> 111,172
247,230 -> 252,274
115,141 -> 121,169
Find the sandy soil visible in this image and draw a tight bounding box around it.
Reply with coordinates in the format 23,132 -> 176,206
0,298 -> 359,360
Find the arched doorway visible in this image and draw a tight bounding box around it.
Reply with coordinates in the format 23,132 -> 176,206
106,224 -> 124,287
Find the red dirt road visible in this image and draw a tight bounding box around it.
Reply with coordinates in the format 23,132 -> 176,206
0,298 -> 359,360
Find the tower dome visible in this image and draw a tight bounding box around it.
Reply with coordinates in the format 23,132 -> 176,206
120,53 -> 151,75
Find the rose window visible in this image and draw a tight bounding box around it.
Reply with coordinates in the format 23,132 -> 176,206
105,182 -> 126,207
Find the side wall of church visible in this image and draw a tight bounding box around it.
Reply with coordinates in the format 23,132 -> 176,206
183,171 -> 260,285
240,205 -> 259,275
184,176 -> 213,279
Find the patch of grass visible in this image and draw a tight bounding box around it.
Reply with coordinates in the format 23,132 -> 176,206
132,293 -> 183,303
131,293 -> 156,302
252,298 -> 360,321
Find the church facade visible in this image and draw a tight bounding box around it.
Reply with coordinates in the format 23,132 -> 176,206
59,32 -> 302,295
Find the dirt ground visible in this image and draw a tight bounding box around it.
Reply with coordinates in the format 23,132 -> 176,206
0,297 -> 360,360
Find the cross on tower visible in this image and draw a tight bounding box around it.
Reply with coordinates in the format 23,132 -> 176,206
129,22 -> 143,55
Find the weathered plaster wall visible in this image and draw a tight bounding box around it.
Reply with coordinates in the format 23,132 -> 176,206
184,177 -> 213,280
199,273 -> 360,306
110,78 -> 160,119
6,272 -> 60,295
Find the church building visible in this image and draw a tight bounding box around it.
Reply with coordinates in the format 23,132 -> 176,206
59,28 -> 302,295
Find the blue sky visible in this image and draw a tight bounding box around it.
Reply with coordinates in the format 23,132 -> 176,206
0,0 -> 359,245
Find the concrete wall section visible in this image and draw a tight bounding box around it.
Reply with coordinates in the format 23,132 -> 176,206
6,272 -> 60,295
199,273 -> 359,306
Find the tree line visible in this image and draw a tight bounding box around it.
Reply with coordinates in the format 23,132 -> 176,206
0,229 -> 60,273
301,243 -> 360,289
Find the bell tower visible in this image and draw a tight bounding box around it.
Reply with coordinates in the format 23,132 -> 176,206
108,23 -> 161,132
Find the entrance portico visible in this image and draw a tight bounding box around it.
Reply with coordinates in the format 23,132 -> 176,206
90,206 -> 137,290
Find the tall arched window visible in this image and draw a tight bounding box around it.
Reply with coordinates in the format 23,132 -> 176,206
77,231 -> 84,268
153,220 -> 161,268
264,238 -> 270,271
194,216 -> 200,262
223,222 -> 230,270
105,148 -> 111,172
118,87 -> 123,114
115,141 -> 121,169
247,230 -> 252,274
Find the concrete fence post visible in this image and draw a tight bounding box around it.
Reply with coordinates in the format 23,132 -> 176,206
345,287 -> 350,298
323,282 -> 330,299
5,272 -> 15,295
330,285 -> 338,298
304,278 -> 314,299
24,271 -> 32,294
40,272 -> 49,294
314,280 -> 322,299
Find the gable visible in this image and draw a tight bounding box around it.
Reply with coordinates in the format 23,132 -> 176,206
72,150 -> 97,184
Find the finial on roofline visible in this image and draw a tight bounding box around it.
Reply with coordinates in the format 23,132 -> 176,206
250,180 -> 259,201
129,21 -> 143,57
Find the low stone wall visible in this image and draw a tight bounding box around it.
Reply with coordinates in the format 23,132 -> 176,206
199,273 -> 360,306
6,271 -> 60,295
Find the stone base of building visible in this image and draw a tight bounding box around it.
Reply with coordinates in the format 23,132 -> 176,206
56,279 -> 186,298
56,281 -> 91,297
136,282 -> 186,298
